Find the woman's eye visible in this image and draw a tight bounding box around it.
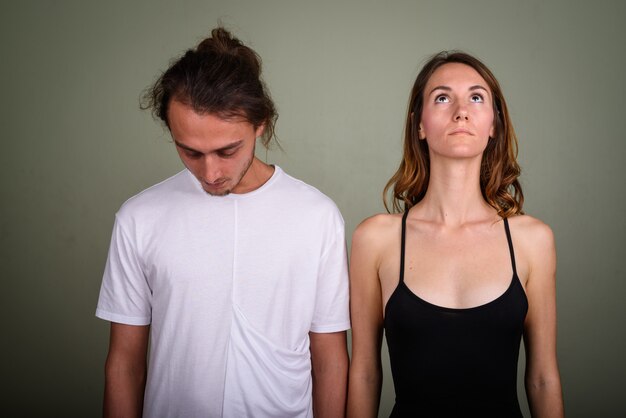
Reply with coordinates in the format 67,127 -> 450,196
435,95 -> 449,103
470,94 -> 484,103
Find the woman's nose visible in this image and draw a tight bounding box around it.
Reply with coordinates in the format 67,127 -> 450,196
454,105 -> 469,121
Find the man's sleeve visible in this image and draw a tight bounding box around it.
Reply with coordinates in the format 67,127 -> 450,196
310,221 -> 351,333
95,214 -> 152,326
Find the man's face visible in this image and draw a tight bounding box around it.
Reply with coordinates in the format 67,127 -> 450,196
168,100 -> 264,196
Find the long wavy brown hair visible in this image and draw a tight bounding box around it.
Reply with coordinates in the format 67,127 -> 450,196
384,51 -> 524,217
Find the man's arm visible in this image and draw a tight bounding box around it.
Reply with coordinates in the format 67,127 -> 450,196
309,330 -> 349,418
104,323 -> 150,418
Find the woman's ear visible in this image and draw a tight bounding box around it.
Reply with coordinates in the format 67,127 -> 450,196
418,123 -> 426,140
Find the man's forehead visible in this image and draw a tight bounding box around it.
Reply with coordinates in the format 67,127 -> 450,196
168,98 -> 248,123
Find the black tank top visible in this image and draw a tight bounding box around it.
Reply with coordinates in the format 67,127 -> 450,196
384,211 -> 528,417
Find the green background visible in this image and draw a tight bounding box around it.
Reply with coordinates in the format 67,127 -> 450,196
2,1 -> 624,416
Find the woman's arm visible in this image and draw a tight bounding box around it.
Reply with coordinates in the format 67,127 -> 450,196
347,218 -> 386,418
521,220 -> 564,418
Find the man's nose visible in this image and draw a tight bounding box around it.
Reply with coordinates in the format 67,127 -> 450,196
202,156 -> 223,183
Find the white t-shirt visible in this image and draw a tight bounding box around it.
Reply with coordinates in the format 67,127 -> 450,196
96,166 -> 350,418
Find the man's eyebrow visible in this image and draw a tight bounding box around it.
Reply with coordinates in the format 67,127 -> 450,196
215,140 -> 244,152
173,140 -> 200,153
173,140 -> 244,154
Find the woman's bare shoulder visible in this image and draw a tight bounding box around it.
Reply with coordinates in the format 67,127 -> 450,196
350,213 -> 403,280
354,213 -> 402,236
507,214 -> 554,246
507,214 -> 556,271
352,213 -> 402,248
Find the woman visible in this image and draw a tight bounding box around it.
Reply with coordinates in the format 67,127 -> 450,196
347,52 -> 563,417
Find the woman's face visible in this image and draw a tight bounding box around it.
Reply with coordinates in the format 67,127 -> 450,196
419,62 -> 495,160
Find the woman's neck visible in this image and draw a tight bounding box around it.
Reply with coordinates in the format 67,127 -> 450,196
417,156 -> 496,226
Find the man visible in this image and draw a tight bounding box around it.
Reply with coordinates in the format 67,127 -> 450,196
96,27 -> 350,418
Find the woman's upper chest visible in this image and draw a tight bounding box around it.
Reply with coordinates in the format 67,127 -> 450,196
379,218 -> 530,310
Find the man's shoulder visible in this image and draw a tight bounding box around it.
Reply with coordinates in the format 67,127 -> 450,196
260,167 -> 344,231
115,170 -> 193,219
275,168 -> 339,211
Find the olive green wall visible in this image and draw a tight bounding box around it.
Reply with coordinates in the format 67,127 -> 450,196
2,1 -> 624,416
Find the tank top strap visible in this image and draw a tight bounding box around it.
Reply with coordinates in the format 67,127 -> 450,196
399,209 -> 409,284
503,217 -> 518,277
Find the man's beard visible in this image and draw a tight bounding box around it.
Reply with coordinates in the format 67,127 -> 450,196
203,152 -> 254,196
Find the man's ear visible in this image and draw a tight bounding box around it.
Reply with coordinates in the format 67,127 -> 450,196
255,123 -> 265,139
